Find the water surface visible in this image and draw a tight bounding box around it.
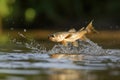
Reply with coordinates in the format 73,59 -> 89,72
0,38 -> 120,80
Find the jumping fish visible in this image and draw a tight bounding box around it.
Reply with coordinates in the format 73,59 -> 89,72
48,21 -> 98,47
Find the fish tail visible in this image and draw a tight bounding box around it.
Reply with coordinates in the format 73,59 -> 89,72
86,20 -> 98,34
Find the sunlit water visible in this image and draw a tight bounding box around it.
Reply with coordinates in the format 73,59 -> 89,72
0,33 -> 120,80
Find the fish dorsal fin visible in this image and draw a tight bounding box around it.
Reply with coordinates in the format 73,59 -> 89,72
86,20 -> 93,30
78,27 -> 85,32
86,20 -> 98,33
68,28 -> 76,32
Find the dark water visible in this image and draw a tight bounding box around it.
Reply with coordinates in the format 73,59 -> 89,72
0,39 -> 120,80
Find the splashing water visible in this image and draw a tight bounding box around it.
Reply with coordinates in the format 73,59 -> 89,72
9,31 -> 118,56
49,39 -> 106,55
2,30 -> 120,75
10,31 -> 47,53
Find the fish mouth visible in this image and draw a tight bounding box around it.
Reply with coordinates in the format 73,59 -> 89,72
48,34 -> 53,39
48,37 -> 61,42
48,36 -> 55,42
48,36 -> 52,41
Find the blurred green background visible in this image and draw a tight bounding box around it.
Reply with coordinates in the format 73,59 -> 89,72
0,0 -> 120,30
0,0 -> 120,48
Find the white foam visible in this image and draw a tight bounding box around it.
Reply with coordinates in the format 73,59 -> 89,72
49,39 -> 106,55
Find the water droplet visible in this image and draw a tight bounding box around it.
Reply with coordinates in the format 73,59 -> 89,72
10,28 -> 14,30
24,29 -> 27,32
18,32 -> 26,38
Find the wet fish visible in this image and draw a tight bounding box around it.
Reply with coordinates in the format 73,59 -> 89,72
48,21 -> 98,47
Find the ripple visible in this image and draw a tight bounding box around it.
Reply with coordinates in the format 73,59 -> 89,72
0,69 -> 39,75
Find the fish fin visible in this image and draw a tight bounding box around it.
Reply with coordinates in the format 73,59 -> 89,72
78,27 -> 85,32
61,40 -> 68,46
68,28 -> 76,32
65,34 -> 72,39
80,36 -> 87,41
72,41 -> 78,47
86,20 -> 98,34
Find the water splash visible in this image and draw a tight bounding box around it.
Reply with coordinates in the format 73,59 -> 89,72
9,30 -> 108,55
49,39 -> 106,55
10,31 -> 47,53
24,40 -> 47,53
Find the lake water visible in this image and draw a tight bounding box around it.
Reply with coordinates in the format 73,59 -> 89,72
0,38 -> 120,80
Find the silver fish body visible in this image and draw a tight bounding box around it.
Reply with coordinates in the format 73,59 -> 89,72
48,21 -> 98,47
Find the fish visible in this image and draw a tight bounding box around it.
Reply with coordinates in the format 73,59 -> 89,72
48,21 -> 98,47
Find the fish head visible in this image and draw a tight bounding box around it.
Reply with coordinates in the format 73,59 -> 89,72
48,34 -> 57,42
48,32 -> 66,42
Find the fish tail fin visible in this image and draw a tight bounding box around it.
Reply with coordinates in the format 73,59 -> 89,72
86,20 -> 98,34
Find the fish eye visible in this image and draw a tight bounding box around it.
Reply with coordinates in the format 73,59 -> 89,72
50,34 -> 55,37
